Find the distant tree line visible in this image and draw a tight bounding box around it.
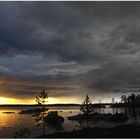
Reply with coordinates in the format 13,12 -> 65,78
111,93 -> 140,108
120,93 -> 140,107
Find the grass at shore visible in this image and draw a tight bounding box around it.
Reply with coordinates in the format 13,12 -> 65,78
38,124 -> 140,138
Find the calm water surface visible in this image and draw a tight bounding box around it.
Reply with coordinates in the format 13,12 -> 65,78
0,106 -> 140,138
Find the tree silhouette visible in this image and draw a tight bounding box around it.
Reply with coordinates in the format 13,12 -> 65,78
130,93 -> 136,104
121,93 -> 139,106
121,95 -> 127,104
35,89 -> 48,109
136,94 -> 140,105
80,95 -> 94,127
35,89 -> 48,136
80,95 -> 94,116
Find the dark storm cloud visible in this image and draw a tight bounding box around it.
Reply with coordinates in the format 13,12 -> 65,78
0,83 -> 74,98
0,1 -> 140,100
0,1 -> 110,63
86,61 -> 140,92
0,1 -> 139,58
0,77 -> 77,98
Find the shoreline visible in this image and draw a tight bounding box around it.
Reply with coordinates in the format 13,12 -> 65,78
38,124 -> 140,138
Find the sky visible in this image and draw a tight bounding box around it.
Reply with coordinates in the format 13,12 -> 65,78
0,1 -> 140,104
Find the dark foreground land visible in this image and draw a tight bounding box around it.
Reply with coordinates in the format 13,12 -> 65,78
38,124 -> 140,138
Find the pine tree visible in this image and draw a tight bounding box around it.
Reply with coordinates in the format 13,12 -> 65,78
35,89 -> 48,136
80,95 -> 94,116
35,89 -> 48,110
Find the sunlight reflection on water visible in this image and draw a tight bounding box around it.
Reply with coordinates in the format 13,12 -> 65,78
0,106 -> 140,138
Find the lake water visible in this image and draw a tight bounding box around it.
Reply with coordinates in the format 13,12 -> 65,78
0,106 -> 140,138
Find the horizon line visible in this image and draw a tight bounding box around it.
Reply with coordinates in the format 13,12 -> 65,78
0,103 -> 114,106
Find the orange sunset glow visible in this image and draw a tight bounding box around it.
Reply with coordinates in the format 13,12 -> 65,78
0,97 -> 34,105
0,96 -> 81,105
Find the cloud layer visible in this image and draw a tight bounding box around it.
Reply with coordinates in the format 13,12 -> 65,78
0,2 -> 140,102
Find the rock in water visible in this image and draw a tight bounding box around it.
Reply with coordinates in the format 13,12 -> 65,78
45,111 -> 64,124
68,112 -> 129,123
